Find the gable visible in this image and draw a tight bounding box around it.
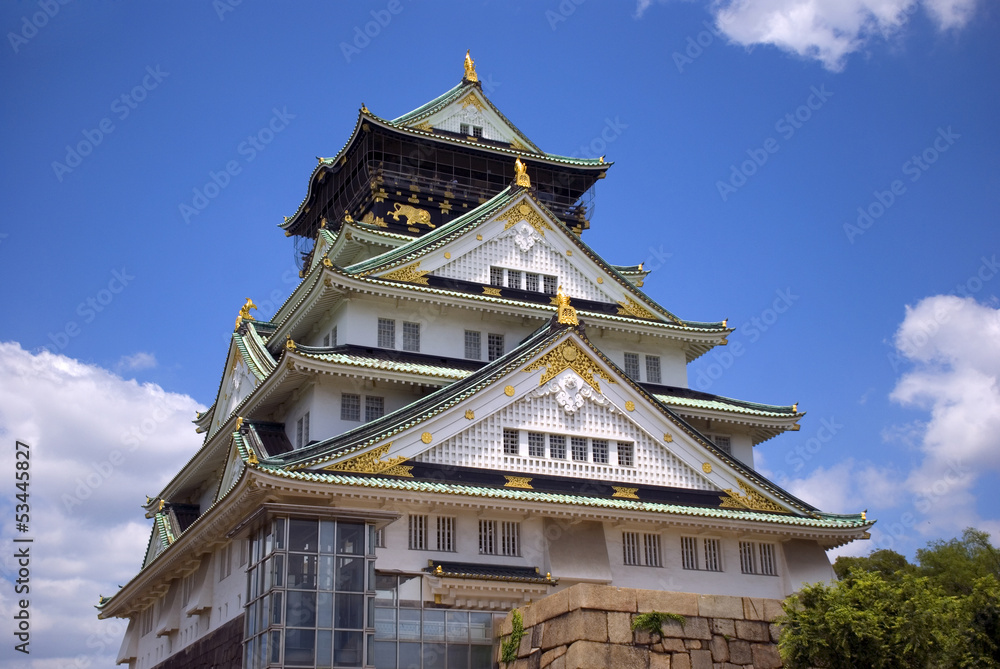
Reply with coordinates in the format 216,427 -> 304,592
209,352 -> 258,435
405,88 -> 539,152
215,438 -> 247,503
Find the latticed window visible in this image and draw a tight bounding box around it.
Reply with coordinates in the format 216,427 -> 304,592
500,521 -> 519,556
436,517 -> 455,552
625,532 -> 661,567
460,123 -> 470,135
624,352 -> 640,379
571,437 -> 587,462
525,273 -> 539,292
704,538 -> 722,572
645,355 -> 661,384
464,330 -> 481,360
644,534 -> 662,567
341,394 -> 360,421
741,541 -> 778,575
623,532 -> 639,565
472,126 -> 483,138
617,442 -> 634,467
377,318 -> 395,348
409,515 -> 427,550
478,520 -> 495,555
713,435 -> 732,455
592,439 -> 609,464
402,321 -> 420,352
681,536 -> 699,570
502,429 -> 519,455
549,435 -> 566,459
528,432 -> 545,457
506,269 -> 522,289
487,333 -> 504,361
365,396 -> 384,422
489,267 -> 504,286
330,325 -> 337,347
542,275 -> 558,294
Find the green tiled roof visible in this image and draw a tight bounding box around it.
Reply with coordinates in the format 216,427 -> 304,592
652,393 -> 799,418
296,346 -> 477,380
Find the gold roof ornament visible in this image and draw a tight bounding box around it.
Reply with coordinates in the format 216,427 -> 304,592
361,103 -> 369,114
463,50 -> 478,83
235,298 -> 257,330
555,286 -> 578,326
285,335 -> 297,351
514,157 -> 531,188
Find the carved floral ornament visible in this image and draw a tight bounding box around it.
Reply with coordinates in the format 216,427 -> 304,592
497,201 -> 552,237
528,371 -> 613,416
522,340 -> 613,392
718,480 -> 787,513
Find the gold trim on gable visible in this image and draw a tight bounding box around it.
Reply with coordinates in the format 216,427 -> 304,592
522,340 -> 614,392
322,443 -> 413,477
719,481 -> 787,513
382,262 -> 430,285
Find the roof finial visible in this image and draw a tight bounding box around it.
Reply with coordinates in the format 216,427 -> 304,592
463,50 -> 478,83
235,298 -> 257,330
361,102 -> 369,114
514,157 -> 531,188
556,286 -> 578,326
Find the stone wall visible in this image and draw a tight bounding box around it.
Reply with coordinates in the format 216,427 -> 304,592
150,614 -> 244,669
498,584 -> 784,669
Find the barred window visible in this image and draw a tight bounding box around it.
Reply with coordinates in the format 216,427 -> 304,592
503,429 -> 519,456
713,435 -> 732,455
408,515 -> 427,550
323,332 -> 330,347
500,521 -> 519,556
704,538 -> 723,572
296,412 -> 310,448
571,437 -> 588,462
436,517 -> 455,552
489,267 -> 504,286
623,532 -> 639,566
549,434 -> 566,459
644,534 -> 662,568
487,333 -> 505,361
506,269 -> 522,289
592,439 -> 609,464
472,126 -> 483,138
741,541 -> 778,576
460,123 -> 470,135
645,355 -> 662,384
374,528 -> 386,548
617,442 -> 634,467
377,318 -> 395,348
330,325 -> 337,347
624,352 -> 640,379
525,273 -> 539,292
479,520 -> 495,555
464,330 -> 481,360
218,542 -> 233,581
542,275 -> 558,295
528,432 -> 546,457
402,321 -> 420,352
365,396 -> 385,422
681,536 -> 699,571
341,393 -> 361,421
625,532 -> 661,567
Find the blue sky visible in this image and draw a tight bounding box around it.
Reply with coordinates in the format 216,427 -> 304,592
1,1 -> 998,665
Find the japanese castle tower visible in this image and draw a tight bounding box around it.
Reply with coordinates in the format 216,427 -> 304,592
99,53 -> 871,669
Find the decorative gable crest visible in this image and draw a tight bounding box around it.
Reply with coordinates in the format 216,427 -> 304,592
522,340 -> 614,392
322,443 -> 413,477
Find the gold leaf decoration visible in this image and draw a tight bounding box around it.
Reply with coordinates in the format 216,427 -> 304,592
504,385 -> 515,396
663,433 -> 673,443
464,410 -> 475,420
611,486 -> 639,499
496,200 -> 552,236
702,463 -> 713,474
414,121 -> 433,132
382,262 -> 430,285
624,401 -> 635,412
504,476 -> 533,489
483,286 -> 502,296
459,91 -> 484,112
322,443 -> 413,477
522,340 -> 614,392
719,481 -> 787,513
616,296 -> 657,320
421,432 -> 433,444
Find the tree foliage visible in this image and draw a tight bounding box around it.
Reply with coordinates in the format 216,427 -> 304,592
779,528 -> 1000,669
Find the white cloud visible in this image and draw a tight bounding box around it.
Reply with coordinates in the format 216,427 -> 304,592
115,351 -> 158,372
635,0 -> 979,69
0,342 -> 203,668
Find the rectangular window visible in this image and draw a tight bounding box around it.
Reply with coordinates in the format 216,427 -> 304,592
402,321 -> 420,352
487,333 -> 505,362
644,534 -> 663,568
331,325 -> 337,347
500,521 -> 519,556
323,333 -> 330,347
503,429 -> 519,456
459,123 -> 470,135
374,528 -> 386,548
549,434 -> 566,459
542,275 -> 558,295
436,517 -> 455,552
681,536 -> 699,571
341,393 -> 361,421
571,437 -> 588,462
645,355 -> 662,384
472,126 -> 483,138
219,543 -> 233,581
525,273 -> 539,292
365,396 -> 385,423
592,439 -> 609,464
296,412 -> 310,448
408,515 -> 427,550
617,442 -> 634,467
713,435 -> 732,455
623,532 -> 639,566
464,330 -> 481,360
479,520 -> 519,556
506,269 -> 522,289
760,543 -> 777,576
624,352 -> 640,379
528,432 -> 545,457
703,538 -> 722,572
489,267 -> 504,286
740,541 -> 777,575
377,318 -> 395,349
478,520 -> 495,555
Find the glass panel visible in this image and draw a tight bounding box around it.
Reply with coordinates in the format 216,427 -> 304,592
319,555 -> 335,591
446,610 -> 469,642
258,631 -> 269,669
286,591 -> 317,628
469,612 -> 492,642
247,599 -> 257,636
470,644 -> 492,667
320,520 -> 336,554
318,592 -> 334,629
289,518 -> 318,552
375,574 -> 397,604
398,642 -> 421,669
288,554 -> 318,589
333,630 -> 364,667
284,628 -> 316,667
245,636 -> 256,669
262,557 -> 272,592
398,609 -> 421,640
337,522 -> 364,555
271,592 -> 283,625
375,607 -> 396,639
374,641 -> 397,669
317,629 -> 333,669
336,593 -> 365,629
422,609 -> 445,641
248,566 -> 259,600
447,644 -> 471,669
274,518 -> 285,550
336,557 -> 365,592
368,596 -> 375,628
270,630 -> 282,665
264,525 -> 273,556
423,643 -> 446,667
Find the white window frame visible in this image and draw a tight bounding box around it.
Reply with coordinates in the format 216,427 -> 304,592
341,393 -> 361,421
623,352 -> 641,379
645,355 -> 662,384
464,330 -> 481,360
402,321 -> 420,352
408,515 -> 427,550
377,317 -> 395,349
365,395 -> 385,422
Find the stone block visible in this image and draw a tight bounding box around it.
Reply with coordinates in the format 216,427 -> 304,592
709,635 -> 729,662
540,645 -> 566,668
518,627 -> 534,657
690,649 -> 713,669
683,639 -> 702,649
530,588 -> 572,625
671,653 -> 691,669
660,638 -> 686,652
636,590 -> 699,617
742,597 -> 766,621
649,651 -> 672,669
569,583 -> 637,612
770,623 -> 781,643
763,598 -> 785,622
531,622 -> 545,648
683,617 -> 712,640
751,643 -> 783,669
728,640 -> 752,665
541,610 -> 607,649
565,640 -> 610,669
698,594 -> 744,620
710,618 -> 735,637
609,612 -> 634,644
734,620 -> 769,642
548,654 -> 565,669
608,644 -> 650,669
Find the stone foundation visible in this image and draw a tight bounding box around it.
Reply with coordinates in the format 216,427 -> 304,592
498,584 -> 784,669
